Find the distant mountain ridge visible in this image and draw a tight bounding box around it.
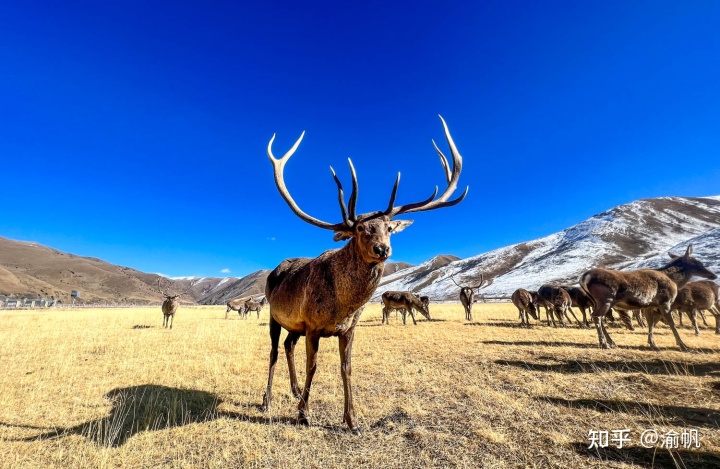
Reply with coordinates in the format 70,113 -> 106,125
2,195 -> 718,305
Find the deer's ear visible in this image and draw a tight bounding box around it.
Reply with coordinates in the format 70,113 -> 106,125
685,244 -> 693,257
668,252 -> 679,259
333,230 -> 354,242
388,220 -> 413,234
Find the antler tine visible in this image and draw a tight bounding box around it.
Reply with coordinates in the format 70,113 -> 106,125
347,159 -> 359,221
482,278 -> 494,289
449,275 -> 463,288
473,273 -> 484,290
329,166 -> 350,225
267,132 -> 345,231
388,115 -> 469,217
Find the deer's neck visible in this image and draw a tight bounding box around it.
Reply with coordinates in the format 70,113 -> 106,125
656,263 -> 692,288
332,238 -> 384,310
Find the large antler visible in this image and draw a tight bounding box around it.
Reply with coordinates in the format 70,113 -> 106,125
383,115 -> 468,218
267,115 -> 468,232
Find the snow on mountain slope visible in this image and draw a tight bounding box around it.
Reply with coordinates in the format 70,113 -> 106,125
626,226 -> 720,275
375,196 -> 720,300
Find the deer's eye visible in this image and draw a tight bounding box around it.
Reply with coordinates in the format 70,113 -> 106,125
357,225 -> 364,232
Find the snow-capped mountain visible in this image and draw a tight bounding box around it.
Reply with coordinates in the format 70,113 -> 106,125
375,196 -> 720,300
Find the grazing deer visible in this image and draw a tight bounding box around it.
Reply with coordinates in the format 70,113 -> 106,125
418,295 -> 430,311
511,288 -> 538,327
530,291 -> 550,319
157,278 -> 195,329
261,116 -> 467,434
381,291 -> 431,325
537,285 -> 580,327
450,274 -> 493,321
671,281 -> 718,336
243,297 -> 267,319
580,245 -> 717,351
226,296 -> 253,319
558,285 -> 594,328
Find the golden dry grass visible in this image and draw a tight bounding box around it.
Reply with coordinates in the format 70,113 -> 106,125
1,303 -> 719,468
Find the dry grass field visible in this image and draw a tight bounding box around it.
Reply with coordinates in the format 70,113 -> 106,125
1,303 -> 719,468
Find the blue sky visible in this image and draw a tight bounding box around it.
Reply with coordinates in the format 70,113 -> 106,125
1,1 -> 719,278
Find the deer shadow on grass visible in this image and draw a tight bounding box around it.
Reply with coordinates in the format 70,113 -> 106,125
2,385 -> 224,447
484,340 -> 601,349
539,396 -> 720,429
496,359 -> 720,377
1,385 -> 371,447
570,442 -> 720,468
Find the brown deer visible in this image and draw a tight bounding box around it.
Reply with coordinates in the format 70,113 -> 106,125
381,291 -> 431,325
243,297 -> 267,319
157,278 -> 195,329
511,288 -> 538,327
558,285 -> 594,328
418,295 -> 430,311
537,285 -> 580,327
261,116 -> 467,434
450,274 -> 492,321
226,296 -> 253,319
580,245 -> 717,351
671,281 -> 719,336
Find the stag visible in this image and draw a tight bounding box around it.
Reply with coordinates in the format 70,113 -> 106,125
671,281 -> 719,336
381,291 -> 431,325
226,296 -> 253,319
261,116 -> 467,434
511,288 -> 538,327
580,245 -> 717,351
157,278 -> 195,329
243,297 -> 267,319
450,274 -> 492,321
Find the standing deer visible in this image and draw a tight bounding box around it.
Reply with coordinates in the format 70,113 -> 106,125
226,296 -> 253,319
243,297 -> 267,319
261,116 -> 467,434
450,274 -> 493,321
381,291 -> 431,325
157,278 -> 195,329
512,288 -> 538,327
537,285 -> 580,327
671,281 -> 719,336
580,245 -> 717,351
558,285 -> 594,328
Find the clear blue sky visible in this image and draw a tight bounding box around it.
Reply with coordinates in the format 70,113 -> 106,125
1,1 -> 719,278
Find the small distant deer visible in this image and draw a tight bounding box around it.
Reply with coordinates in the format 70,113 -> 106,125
381,291 -> 431,325
157,278 -> 195,329
580,245 -> 717,351
450,274 -> 493,321
226,296 -> 253,319
261,116 -> 468,434
243,297 -> 267,319
511,288 -> 538,327
671,280 -> 719,336
537,285 -> 581,327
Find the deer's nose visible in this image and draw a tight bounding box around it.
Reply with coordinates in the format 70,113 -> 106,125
374,244 -> 390,258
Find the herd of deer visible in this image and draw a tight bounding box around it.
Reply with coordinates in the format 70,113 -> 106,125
152,116 -> 716,434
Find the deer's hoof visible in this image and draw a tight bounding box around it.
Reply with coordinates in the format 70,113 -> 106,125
298,415 -> 310,426
292,389 -> 302,400
349,426 -> 363,436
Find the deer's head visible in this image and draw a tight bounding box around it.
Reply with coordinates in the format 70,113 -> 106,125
268,116 -> 468,265
668,245 -> 717,280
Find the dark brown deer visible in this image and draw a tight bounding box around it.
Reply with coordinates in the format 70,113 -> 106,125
450,274 -> 493,321
530,291 -> 550,319
695,280 -> 720,334
580,245 -> 717,351
157,278 -> 195,329
243,297 -> 267,319
226,296 -> 253,319
672,281 -> 718,336
381,291 -> 431,325
558,285 -> 594,328
511,288 -> 538,327
537,285 -> 580,327
418,295 -> 430,311
261,116 -> 467,434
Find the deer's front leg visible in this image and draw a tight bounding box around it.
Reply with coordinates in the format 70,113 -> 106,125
298,332 -> 320,425
339,326 -> 361,435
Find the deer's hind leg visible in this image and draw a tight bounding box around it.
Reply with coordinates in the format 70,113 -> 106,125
261,316 -> 282,412
661,304 -> 690,352
284,332 -> 302,398
298,332 -> 320,426
565,307 -> 581,326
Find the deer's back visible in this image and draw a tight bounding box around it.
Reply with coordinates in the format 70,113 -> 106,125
674,281 -> 716,311
582,268 -> 677,308
512,288 -> 532,308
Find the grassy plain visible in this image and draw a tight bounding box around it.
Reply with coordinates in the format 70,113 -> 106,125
0,303 -> 719,468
